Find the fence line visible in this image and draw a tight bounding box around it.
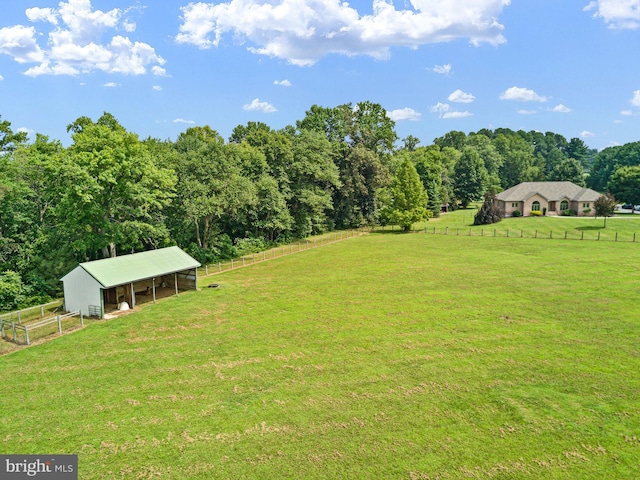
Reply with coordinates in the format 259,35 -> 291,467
418,225 -> 638,243
200,229 -> 366,277
0,300 -> 63,325
1,311 -> 83,346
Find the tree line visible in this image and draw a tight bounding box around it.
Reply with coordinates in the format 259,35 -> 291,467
1,104 -> 638,310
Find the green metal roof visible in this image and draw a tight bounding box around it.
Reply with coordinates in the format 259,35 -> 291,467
76,246 -> 201,288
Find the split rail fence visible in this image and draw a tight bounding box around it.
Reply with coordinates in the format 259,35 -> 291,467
199,229 -> 365,277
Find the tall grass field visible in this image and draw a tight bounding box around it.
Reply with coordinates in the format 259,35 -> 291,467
1,213 -> 639,478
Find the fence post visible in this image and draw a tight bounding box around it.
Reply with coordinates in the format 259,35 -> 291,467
242,257 -> 245,266
481,228 -> 484,237
25,326 -> 30,345
314,240 -> 317,247
615,232 -> 618,242
306,240 -> 309,249
550,231 -> 553,239
253,254 -> 256,263
218,262 -> 222,272
80,311 -> 84,327
17,310 -> 21,324
58,315 -> 62,335
1,319 -> 4,337
456,228 -> 459,236
231,259 -> 234,269
12,322 -> 17,342
469,228 -> 472,236
634,233 -> 636,243
581,231 -> 584,240
282,246 -> 285,256
507,230 -> 509,238
565,231 -> 567,240
41,305 -> 45,317
494,229 -> 497,237
598,232 -> 601,241
521,230 -> 523,238
445,227 -> 448,235
535,230 -> 538,239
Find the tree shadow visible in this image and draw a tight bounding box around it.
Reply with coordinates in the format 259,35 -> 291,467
576,225 -> 605,231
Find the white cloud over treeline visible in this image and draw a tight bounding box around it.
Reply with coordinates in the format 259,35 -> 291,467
0,0 -> 165,77
176,0 -> 511,65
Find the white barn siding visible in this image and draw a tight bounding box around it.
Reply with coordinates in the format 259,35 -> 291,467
62,267 -> 103,317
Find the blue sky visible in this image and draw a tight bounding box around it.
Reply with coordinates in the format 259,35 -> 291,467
1,0 -> 639,150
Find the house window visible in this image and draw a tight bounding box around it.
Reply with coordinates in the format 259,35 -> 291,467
583,203 -> 589,208
511,203 -> 518,208
560,200 -> 568,211
532,201 -> 540,211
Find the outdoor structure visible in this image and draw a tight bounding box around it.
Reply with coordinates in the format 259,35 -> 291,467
495,181 -> 602,217
61,246 -> 201,318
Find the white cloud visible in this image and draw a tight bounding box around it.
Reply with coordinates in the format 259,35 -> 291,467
585,1 -> 640,29
0,0 -> 165,77
433,64 -> 452,75
103,82 -> 118,87
621,109 -> 634,116
153,85 -> 162,91
631,90 -> 640,106
517,109 -> 537,115
388,108 -> 421,121
0,75 -> 3,81
243,98 -> 277,113
0,25 -> 46,63
430,102 -> 471,119
500,86 -> 547,102
274,79 -> 291,86
152,65 -> 167,76
25,7 -> 59,25
430,102 -> 450,114
580,130 -> 595,138
442,111 -> 473,119
176,0 -> 510,65
173,118 -> 196,124
553,104 -> 571,113
448,89 -> 475,103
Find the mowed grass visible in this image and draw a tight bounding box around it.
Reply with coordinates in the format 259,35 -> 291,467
2,232 -> 640,479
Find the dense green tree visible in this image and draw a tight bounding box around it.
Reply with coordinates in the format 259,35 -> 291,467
402,146 -> 444,216
607,166 -> 640,208
548,158 -> 585,185
380,158 -> 430,232
62,113 -> 176,259
434,131 -> 466,150
465,134 -> 503,192
0,115 -> 28,154
453,147 -> 488,208
588,142 -> 640,191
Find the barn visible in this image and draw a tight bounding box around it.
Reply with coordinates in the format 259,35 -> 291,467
61,246 -> 201,318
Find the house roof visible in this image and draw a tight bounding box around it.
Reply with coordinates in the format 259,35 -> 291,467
496,182 -> 602,203
62,246 -> 201,288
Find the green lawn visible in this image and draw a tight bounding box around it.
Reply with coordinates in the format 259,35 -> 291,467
1,232 -> 639,479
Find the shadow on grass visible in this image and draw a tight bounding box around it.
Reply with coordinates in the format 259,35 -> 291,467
576,225 -> 606,231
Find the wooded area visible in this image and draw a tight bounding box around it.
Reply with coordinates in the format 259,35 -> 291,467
1,102 -> 638,310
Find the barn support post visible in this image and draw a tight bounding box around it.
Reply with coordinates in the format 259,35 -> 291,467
174,273 -> 178,295
152,278 -> 157,303
130,283 -> 136,308
80,311 -> 84,327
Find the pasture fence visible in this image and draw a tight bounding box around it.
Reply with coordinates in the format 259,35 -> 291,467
0,300 -> 63,324
200,229 -> 366,277
1,310 -> 83,346
417,225 -> 639,243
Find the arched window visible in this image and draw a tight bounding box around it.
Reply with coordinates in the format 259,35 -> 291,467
532,201 -> 541,212
560,200 -> 568,211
